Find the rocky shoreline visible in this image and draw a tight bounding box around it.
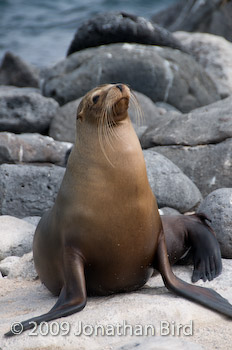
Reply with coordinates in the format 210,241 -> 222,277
1,7 -> 232,350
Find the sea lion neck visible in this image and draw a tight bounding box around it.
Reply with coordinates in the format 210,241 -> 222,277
72,116 -> 143,170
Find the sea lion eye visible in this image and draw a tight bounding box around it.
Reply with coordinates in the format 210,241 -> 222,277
92,95 -> 100,104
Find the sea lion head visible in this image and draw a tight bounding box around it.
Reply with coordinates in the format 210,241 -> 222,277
76,83 -> 131,125
75,83 -> 141,165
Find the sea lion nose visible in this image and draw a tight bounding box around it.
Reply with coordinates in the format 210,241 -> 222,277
116,84 -> 123,92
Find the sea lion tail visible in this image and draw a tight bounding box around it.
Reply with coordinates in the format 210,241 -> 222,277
155,233 -> 232,318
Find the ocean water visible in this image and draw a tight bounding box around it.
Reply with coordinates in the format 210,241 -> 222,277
0,0 -> 177,67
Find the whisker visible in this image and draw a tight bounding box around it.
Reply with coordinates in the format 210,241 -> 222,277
107,109 -> 120,145
130,92 -> 144,127
97,108 -> 115,167
108,106 -> 124,143
104,110 -> 114,151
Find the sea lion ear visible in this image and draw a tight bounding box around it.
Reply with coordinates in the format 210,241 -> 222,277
76,101 -> 84,121
77,110 -> 84,121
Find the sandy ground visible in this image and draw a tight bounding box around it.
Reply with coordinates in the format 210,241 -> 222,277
1,262 -> 232,350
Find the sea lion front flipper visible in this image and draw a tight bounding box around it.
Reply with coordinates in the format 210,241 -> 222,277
4,249 -> 87,337
154,232 -> 232,319
186,214 -> 222,283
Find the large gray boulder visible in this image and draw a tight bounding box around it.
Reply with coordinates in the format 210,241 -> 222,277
155,0 -> 232,44
0,216 -> 35,260
197,188 -> 232,259
49,98 -> 80,143
0,164 -> 65,218
174,32 -> 232,98
0,87 -> 58,133
140,96 -> 232,149
43,43 -> 219,111
143,150 -> 202,213
49,91 -> 162,143
23,216 -> 41,226
0,132 -> 72,166
67,12 -> 186,55
131,92 -> 168,139
150,139 -> 232,198
0,51 -> 40,88
140,96 -> 232,197
151,0 -> 226,35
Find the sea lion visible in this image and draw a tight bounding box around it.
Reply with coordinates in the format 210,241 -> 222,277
161,213 -> 222,282
5,83 -> 232,336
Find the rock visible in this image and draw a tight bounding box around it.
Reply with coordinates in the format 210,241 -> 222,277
130,91 -> 164,126
152,0 -> 232,44
140,89 -> 232,198
150,138 -> 232,198
151,0 -> 186,31
0,252 -> 37,280
0,256 -> 19,275
0,216 -> 35,260
49,98 -> 80,143
143,150 -> 202,213
0,132 -> 72,166
43,43 -> 220,111
1,260 -> 232,349
133,125 -> 148,140
197,188 -> 232,259
159,207 -> 181,216
151,0 -> 223,33
67,12 -> 186,55
49,91 -> 161,143
174,32 -> 232,98
0,87 -> 58,133
23,216 -> 41,226
0,85 -> 40,94
201,1 -> 232,43
0,51 -> 40,88
129,91 -> 163,139
140,96 -> 232,149
155,101 -> 181,113
0,164 -> 65,218
141,95 -> 232,196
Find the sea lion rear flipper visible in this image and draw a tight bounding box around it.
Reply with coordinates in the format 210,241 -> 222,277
154,233 -> 232,318
187,214 -> 222,283
4,249 -> 87,337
